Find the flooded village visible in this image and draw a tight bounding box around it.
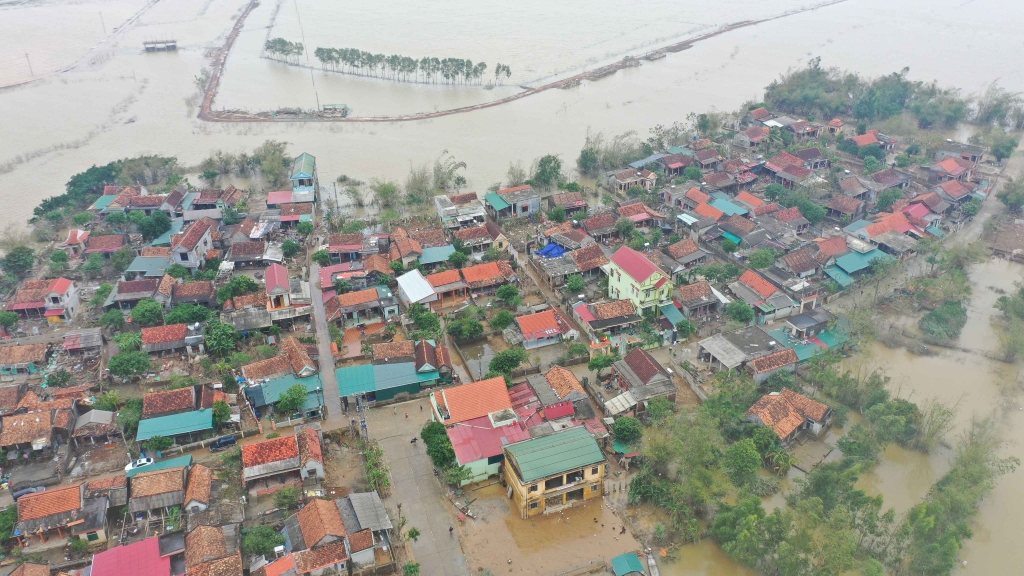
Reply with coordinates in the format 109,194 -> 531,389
3,0 -> 1024,575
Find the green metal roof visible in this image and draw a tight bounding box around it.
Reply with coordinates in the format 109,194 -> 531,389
125,454 -> 193,478
709,198 -> 748,216
255,374 -> 323,408
299,214 -> 313,222
721,231 -> 742,245
292,153 -> 316,179
416,370 -> 440,383
824,265 -> 854,288
136,409 -> 213,442
660,303 -> 685,327
90,195 -> 116,211
419,245 -> 457,265
373,362 -> 418,391
484,192 -> 511,211
665,146 -> 695,156
505,426 -> 603,483
835,249 -> 890,275
843,219 -> 872,233
180,192 -> 198,211
149,218 -> 184,247
611,553 -> 646,576
126,256 -> 171,278
336,364 -> 376,396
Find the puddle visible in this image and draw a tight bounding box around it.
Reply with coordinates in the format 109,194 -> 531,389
454,336 -> 508,380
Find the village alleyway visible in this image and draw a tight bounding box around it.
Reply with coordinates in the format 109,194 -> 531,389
309,262 -> 343,430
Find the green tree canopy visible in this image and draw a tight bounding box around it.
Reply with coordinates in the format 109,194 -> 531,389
547,206 -> 567,223
997,175 -> 1024,213
242,526 -> 285,557
489,348 -> 529,374
165,303 -> 212,324
130,299 -> 164,327
565,274 -> 585,293
613,416 -> 643,445
113,332 -> 142,352
282,239 -> 301,258
447,251 -> 468,268
532,155 -> 563,187
587,353 -> 618,377
311,249 -> 331,266
213,400 -> 231,425
748,249 -> 778,269
276,383 -> 309,414
496,284 -> 521,308
205,321 -> 240,357
683,166 -> 703,182
726,301 -> 754,324
100,309 -> 125,330
0,311 -> 19,330
490,310 -> 514,330
2,246 -> 34,277
108,351 -> 151,380
724,438 -> 761,486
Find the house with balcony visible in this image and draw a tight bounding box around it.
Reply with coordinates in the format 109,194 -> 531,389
434,192 -> 487,230
323,286 -> 400,327
572,299 -> 642,348
14,482 -> 109,548
484,185 -> 541,221
607,246 -> 673,316
503,427 -> 605,518
6,278 -> 79,323
289,152 -> 318,203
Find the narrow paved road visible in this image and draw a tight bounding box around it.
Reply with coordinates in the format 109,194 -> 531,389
308,262 -> 343,430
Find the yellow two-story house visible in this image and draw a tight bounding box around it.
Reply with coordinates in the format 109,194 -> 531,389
607,246 -> 674,316
503,427 -> 606,518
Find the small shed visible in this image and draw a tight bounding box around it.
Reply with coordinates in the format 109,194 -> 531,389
611,553 -> 646,576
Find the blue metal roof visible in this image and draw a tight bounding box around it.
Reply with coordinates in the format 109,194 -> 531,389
136,409 -> 213,442
125,455 -> 193,478
708,198 -> 748,216
373,362 -> 418,391
90,195 -> 116,211
843,219 -> 873,233
824,265 -> 854,288
246,374 -> 323,409
629,153 -> 666,169
835,249 -> 890,275
660,303 -> 685,326
484,192 -> 511,211
149,217 -> 184,247
126,256 -> 171,278
335,364 -> 376,396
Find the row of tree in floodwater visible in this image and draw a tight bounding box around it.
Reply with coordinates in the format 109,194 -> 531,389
262,38 -> 512,85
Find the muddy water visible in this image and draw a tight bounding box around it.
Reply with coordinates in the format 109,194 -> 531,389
4,0 -> 1024,228
454,337 -> 507,380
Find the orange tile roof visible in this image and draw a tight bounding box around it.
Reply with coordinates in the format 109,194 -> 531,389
0,410 -> 52,447
678,281 -> 713,303
516,309 -> 561,340
426,269 -> 462,287
693,203 -> 723,221
187,553 -> 242,576
293,542 -> 349,574
242,434 -> 298,467
338,287 -> 380,307
185,464 -> 212,506
739,270 -> 777,298
347,529 -> 374,553
87,474 -> 127,491
11,564 -> 49,576
363,254 -> 392,276
297,498 -> 347,547
774,206 -> 803,222
255,555 -> 295,576
667,239 -> 700,259
372,340 -> 415,360
545,366 -> 584,399
735,191 -> 764,208
242,355 -> 292,380
582,213 -> 617,232
449,192 -> 478,205
617,203 -> 663,219
754,202 -> 780,216
455,226 -> 492,241
571,244 -> 609,272
746,393 -> 807,439
814,236 -> 848,257
296,426 -> 323,466
17,482 -> 82,522
593,299 -> 636,320
781,388 -> 830,422
437,377 -> 512,423
851,132 -> 879,147
460,262 -> 506,288
131,466 -> 185,498
185,525 -> 227,568
749,348 -> 798,374
141,323 -> 188,345
174,219 -> 213,251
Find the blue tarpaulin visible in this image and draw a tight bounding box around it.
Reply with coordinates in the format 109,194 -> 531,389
535,243 -> 567,257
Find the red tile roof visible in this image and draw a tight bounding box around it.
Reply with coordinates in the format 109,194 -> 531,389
695,148 -> 720,163
86,235 -> 125,252
774,206 -> 803,222
936,179 -> 970,199
142,323 -> 188,345
409,227 -> 450,247
454,226 -> 492,241
497,184 -> 533,195
783,248 -> 817,275
684,188 -> 710,204
242,434 -> 298,467
185,463 -> 212,506
610,246 -> 665,283
449,192 -> 478,205
621,347 -> 666,385
746,393 -> 807,439
17,482 -> 82,521
92,535 -> 169,576
372,340 -> 415,361
814,236 -> 848,257
131,466 -> 185,497
545,366 -> 584,399
851,132 -> 879,147
749,107 -> 771,120
185,525 -> 226,568
667,238 -> 700,259
265,263 -> 290,294
739,270 -> 777,298
142,383 -> 193,414
338,288 -> 379,307
347,529 -> 374,553
582,212 -> 617,232
187,553 -> 242,576
617,203 -> 663,220
174,219 -> 212,251
678,281 -> 713,302
297,425 -> 323,466
827,195 -> 863,214
743,126 -> 770,142
754,202 -> 780,216
749,348 -> 798,373
571,243 -> 609,272
460,262 -> 508,288
435,377 -> 511,423
552,192 -> 586,207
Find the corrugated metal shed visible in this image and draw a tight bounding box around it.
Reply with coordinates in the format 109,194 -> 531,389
504,426 -> 603,483
136,409 -> 213,442
335,364 -> 375,396
603,391 -> 637,415
347,491 -> 393,531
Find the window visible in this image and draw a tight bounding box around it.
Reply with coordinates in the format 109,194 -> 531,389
86,532 -> 99,541
529,501 -> 539,510
591,467 -> 599,475
179,252 -> 189,262
529,484 -> 538,493
591,483 -> 600,492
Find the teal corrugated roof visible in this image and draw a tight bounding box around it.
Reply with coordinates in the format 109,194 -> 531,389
292,153 -> 316,179
181,192 -> 198,211
90,195 -> 116,211
125,455 -> 192,478
721,231 -> 742,245
136,409 -> 213,442
126,256 -> 171,278
660,303 -> 685,326
257,374 -> 323,406
665,146 -> 695,156
419,245 -> 457,265
149,218 -> 184,247
484,192 -> 511,211
817,328 -> 848,348
824,266 -> 854,288
373,362 -> 418,391
336,364 -> 376,396
611,553 -> 646,576
708,198 -> 748,216
299,214 -> 313,222
926,223 -> 945,237
843,219 -> 872,233
505,427 -> 603,483
835,249 -> 889,275
416,370 -> 440,383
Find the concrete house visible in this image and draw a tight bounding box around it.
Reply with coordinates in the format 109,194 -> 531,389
608,348 -> 677,414
677,280 -> 723,319
515,309 -> 569,350
606,169 -> 656,194
129,466 -> 187,520
15,482 -> 108,547
581,212 -> 618,242
290,152 -> 319,203
607,246 -> 673,316
484,185 -> 541,221
170,218 -> 214,269
6,277 -> 80,322
141,323 -> 204,356
241,424 -> 324,496
434,192 -> 487,230
549,191 -> 588,217
0,343 -> 49,375
503,427 -> 605,518
745,348 -> 798,384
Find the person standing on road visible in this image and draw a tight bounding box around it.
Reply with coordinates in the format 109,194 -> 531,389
449,526 -> 454,537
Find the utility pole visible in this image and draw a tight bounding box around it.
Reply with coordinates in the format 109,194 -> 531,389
99,12 -> 107,35
25,54 -> 33,76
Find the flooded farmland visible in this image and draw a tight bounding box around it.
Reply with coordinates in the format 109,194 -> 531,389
3,0 -> 1024,572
